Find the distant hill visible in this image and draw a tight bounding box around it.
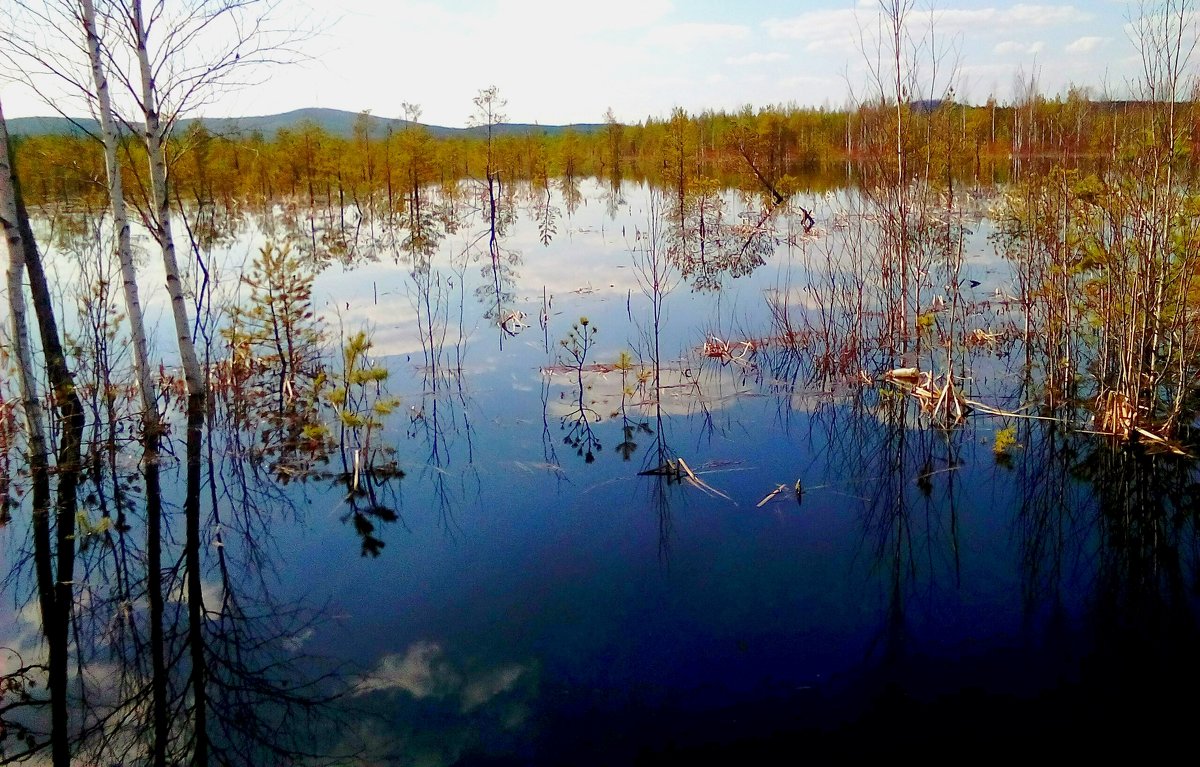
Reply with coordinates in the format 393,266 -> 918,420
7,115 -> 101,136
5,107 -> 605,140
184,108 -> 443,138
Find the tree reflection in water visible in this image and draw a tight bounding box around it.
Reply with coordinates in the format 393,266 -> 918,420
4,173 -> 1200,763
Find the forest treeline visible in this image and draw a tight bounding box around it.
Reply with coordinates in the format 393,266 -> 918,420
12,91 -> 1200,209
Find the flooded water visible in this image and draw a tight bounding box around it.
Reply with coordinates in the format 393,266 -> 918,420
6,178 -> 1200,763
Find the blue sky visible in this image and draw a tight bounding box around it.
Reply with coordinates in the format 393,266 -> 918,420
0,1 -> 1178,126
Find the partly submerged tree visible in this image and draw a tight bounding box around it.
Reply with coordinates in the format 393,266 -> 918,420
3,3 -> 321,766
222,241 -> 330,481
998,0 -> 1200,438
72,4 -> 175,761
1,95 -> 86,767
469,86 -> 522,346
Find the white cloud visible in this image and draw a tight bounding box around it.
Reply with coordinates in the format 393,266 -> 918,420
3,0 -> 1143,127
766,4 -> 1092,54
994,40 -> 1046,55
726,52 -> 792,66
1122,9 -> 1200,42
779,74 -> 842,91
764,9 -> 860,52
923,4 -> 1092,34
495,0 -> 674,31
644,22 -> 750,52
1066,36 -> 1108,53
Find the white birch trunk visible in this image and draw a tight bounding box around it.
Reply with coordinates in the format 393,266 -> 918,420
0,99 -> 49,458
130,0 -> 204,398
80,0 -> 161,421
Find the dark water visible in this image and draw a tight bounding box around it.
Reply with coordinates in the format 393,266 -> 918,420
258,181 -> 1199,762
6,179 -> 1200,763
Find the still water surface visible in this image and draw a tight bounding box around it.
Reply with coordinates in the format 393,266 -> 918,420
264,180 -> 1195,761
12,178 -> 1200,762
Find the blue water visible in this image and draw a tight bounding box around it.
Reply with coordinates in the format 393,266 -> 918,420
253,181 -> 1200,761
8,179 -> 1198,763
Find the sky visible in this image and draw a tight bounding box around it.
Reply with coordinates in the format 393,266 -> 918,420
0,1 -> 1178,127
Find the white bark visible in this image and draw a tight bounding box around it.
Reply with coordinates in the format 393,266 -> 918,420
0,98 -> 50,459
129,0 -> 204,398
80,0 -> 161,420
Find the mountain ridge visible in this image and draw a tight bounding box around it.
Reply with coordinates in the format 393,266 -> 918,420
6,107 -> 606,139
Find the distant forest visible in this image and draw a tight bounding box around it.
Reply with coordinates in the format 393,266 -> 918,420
11,93 -> 1199,207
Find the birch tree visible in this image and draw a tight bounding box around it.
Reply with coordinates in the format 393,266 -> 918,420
75,5 -> 171,760
106,5 -> 300,762
0,94 -> 57,767
5,3 -> 303,764
1,95 -> 86,767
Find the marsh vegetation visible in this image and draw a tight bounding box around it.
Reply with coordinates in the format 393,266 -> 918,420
3,0 -> 1200,763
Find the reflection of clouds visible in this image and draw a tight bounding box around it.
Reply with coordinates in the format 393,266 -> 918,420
168,577 -> 225,618
1,602 -> 46,678
524,260 -> 642,302
356,640 -> 528,713
304,180 -> 649,356
788,389 -> 844,415
314,283 -> 426,359
542,363 -> 754,419
2,617 -> 133,745
461,665 -> 525,713
765,285 -> 834,313
356,640 -> 460,699
281,627 -> 315,653
340,318 -> 428,360
341,640 -> 536,767
2,606 -> 50,755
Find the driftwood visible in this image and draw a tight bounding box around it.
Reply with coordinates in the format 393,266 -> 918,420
734,143 -> 815,232
703,336 -> 757,367
883,368 -> 970,427
1091,390 -> 1191,455
499,309 -> 529,335
639,457 -> 733,500
756,480 -> 803,508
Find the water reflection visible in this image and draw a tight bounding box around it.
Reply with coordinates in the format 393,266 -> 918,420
344,639 -> 538,765
406,232 -> 480,533
4,177 -> 1200,763
1075,443 -> 1200,681
667,182 -> 777,292
472,169 -> 522,349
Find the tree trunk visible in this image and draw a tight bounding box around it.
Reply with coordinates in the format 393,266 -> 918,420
130,0 -> 204,399
183,393 -> 208,765
78,4 -> 170,761
1,96 -> 84,767
128,2 -> 208,762
1,97 -> 60,765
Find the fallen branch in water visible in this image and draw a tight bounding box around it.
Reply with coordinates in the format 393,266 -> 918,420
883,368 -> 969,427
677,457 -> 733,501
638,457 -> 733,502
756,479 -> 803,508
